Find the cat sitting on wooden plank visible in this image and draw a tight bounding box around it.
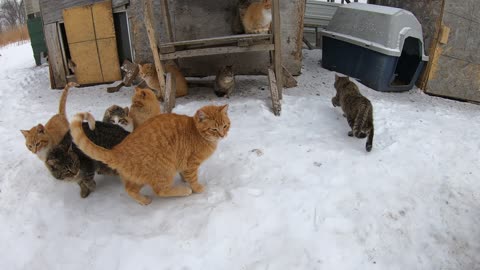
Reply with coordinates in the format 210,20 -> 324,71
46,113 -> 130,198
70,105 -> 230,205
241,0 -> 272,34
103,105 -> 134,132
21,82 -> 78,161
332,74 -> 374,152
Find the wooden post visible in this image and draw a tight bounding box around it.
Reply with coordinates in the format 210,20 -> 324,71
143,0 -> 166,102
268,68 -> 281,116
161,0 -> 174,42
272,0 -> 283,100
164,72 -> 177,113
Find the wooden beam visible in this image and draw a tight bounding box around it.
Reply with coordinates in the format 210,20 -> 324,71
164,72 -> 176,113
143,0 -> 166,99
159,34 -> 272,48
161,0 -> 174,42
282,65 -> 298,88
272,0 -> 283,99
44,23 -> 67,89
268,68 -> 281,116
160,44 -> 274,60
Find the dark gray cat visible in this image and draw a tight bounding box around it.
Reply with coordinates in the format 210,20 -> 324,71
46,121 -> 130,198
332,74 -> 374,152
214,65 -> 235,98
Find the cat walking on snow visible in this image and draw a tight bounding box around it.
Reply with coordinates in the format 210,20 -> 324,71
332,74 -> 374,152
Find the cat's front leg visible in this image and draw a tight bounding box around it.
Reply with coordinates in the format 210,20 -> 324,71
78,178 -> 96,198
180,167 -> 204,193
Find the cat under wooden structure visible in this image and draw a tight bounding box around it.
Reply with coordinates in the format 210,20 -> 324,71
146,0 -> 297,116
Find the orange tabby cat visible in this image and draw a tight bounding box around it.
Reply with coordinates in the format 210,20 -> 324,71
21,82 -> 78,160
137,62 -> 188,100
241,0 -> 272,34
129,87 -> 161,129
70,105 -> 230,205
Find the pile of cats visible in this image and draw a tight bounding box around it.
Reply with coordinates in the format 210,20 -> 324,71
21,81 -> 230,204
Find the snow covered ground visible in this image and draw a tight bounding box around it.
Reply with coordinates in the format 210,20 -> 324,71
1,43 -> 479,270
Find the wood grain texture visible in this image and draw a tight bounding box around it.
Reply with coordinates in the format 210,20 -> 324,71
44,23 -> 67,89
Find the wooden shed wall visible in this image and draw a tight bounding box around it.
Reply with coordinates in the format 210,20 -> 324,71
39,0 -> 129,24
370,0 -> 480,103
128,0 -> 305,76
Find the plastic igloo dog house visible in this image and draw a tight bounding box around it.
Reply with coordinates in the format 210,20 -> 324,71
321,3 -> 429,92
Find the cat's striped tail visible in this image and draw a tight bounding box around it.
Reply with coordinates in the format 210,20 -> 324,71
58,82 -> 79,116
70,112 -> 116,165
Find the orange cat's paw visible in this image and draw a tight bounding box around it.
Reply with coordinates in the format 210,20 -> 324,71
191,183 -> 205,193
138,196 -> 152,205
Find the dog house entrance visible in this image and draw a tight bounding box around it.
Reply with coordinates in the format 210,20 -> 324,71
391,37 -> 422,86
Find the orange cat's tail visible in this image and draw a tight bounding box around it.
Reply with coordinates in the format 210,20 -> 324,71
58,82 -> 79,116
70,112 -> 116,165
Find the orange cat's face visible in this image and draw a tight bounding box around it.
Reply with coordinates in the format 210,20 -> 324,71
138,63 -> 155,79
263,0 -> 272,9
21,124 -> 50,154
194,105 -> 231,142
132,87 -> 157,107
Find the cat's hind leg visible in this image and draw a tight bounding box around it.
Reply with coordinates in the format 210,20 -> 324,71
153,171 -> 192,197
123,177 -> 151,205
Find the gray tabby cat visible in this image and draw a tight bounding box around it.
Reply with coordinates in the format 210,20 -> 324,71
332,74 -> 374,152
214,65 -> 235,98
103,105 -> 134,132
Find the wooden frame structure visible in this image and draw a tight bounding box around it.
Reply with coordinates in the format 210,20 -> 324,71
143,0 -> 283,116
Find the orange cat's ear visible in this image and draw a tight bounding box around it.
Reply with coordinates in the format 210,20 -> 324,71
220,104 -> 229,114
134,87 -> 141,93
20,130 -> 29,138
196,109 -> 207,122
36,124 -> 45,134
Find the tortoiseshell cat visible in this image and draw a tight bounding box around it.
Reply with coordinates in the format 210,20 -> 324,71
332,74 -> 374,152
241,0 -> 272,34
21,82 -> 78,160
103,105 -> 134,132
214,65 -> 235,98
129,87 -> 161,129
137,62 -> 188,100
46,113 -> 130,198
70,105 -> 230,205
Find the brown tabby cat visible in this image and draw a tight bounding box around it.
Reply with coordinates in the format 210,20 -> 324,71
70,105 -> 230,205
137,62 -> 188,101
241,0 -> 272,34
21,82 -> 78,160
129,87 -> 161,129
332,74 -> 374,152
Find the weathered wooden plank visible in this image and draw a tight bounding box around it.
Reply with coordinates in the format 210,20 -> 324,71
44,23 -> 66,89
143,0 -> 166,99
268,68 -> 281,116
160,0 -> 174,42
282,65 -> 298,88
159,34 -> 272,48
164,72 -> 176,113
272,0 -> 283,100
160,44 -> 275,60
